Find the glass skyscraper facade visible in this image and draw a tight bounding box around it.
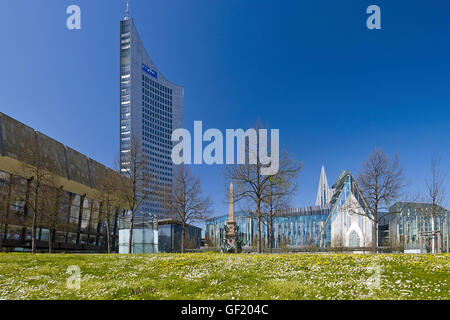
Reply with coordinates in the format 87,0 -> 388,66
119,17 -> 183,217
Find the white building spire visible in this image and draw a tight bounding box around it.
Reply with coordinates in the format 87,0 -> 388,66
315,165 -> 332,206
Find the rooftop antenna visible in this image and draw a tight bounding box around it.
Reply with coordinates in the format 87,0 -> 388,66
125,0 -> 130,20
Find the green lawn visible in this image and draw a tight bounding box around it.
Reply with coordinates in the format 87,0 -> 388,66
0,252 -> 448,300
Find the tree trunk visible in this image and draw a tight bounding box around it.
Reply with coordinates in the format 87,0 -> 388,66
372,220 -> 377,254
31,213 -> 37,253
431,215 -> 435,254
31,188 -> 39,253
104,200 -> 111,254
105,215 -> 111,254
257,215 -> 261,253
128,210 -> 134,254
113,209 -> 119,252
48,229 -> 53,254
0,176 -> 12,252
268,217 -> 273,254
181,222 -> 186,253
0,207 -> 5,251
0,222 -> 3,252
256,200 -> 262,253
0,204 -> 7,252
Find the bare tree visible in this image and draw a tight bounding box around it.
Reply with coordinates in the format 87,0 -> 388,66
39,181 -> 64,253
356,148 -> 405,253
163,166 -> 211,253
95,170 -> 123,253
262,153 -> 302,253
424,155 -> 447,253
223,121 -> 302,253
0,173 -> 13,251
118,138 -> 154,254
263,188 -> 288,253
223,163 -> 268,253
21,149 -> 56,253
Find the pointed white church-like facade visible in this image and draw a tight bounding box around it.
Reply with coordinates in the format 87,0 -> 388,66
315,166 -> 374,248
315,165 -> 333,206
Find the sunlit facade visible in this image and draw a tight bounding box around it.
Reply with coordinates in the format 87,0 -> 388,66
206,206 -> 331,249
206,169 -> 374,250
315,165 -> 333,206
118,216 -> 158,254
0,113 -> 126,252
387,202 -> 449,252
328,171 -> 374,248
158,219 -> 202,252
119,17 -> 183,217
207,170 -> 450,252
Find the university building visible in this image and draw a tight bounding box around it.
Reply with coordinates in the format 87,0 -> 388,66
0,112 -> 202,253
206,167 -> 374,250
0,113 -> 127,252
206,206 -> 331,250
206,166 -> 449,253
384,202 -> 449,253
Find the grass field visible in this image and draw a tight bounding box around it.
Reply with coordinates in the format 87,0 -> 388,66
0,252 -> 448,300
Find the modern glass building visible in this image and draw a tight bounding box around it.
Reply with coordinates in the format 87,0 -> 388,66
158,219 -> 202,252
206,206 -> 331,250
206,169 -> 374,250
207,169 -> 449,252
118,215 -> 158,254
118,217 -> 202,253
119,14 -> 183,217
387,202 -> 449,252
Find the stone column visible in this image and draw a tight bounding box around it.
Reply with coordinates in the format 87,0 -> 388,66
225,182 -> 237,252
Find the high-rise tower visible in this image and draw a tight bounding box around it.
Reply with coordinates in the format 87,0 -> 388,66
119,5 -> 184,217
315,165 -> 333,206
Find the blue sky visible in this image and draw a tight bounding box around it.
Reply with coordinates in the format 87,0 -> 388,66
1,0 -> 449,224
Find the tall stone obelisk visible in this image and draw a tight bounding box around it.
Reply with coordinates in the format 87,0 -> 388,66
225,181 -> 237,251
229,182 -> 234,225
